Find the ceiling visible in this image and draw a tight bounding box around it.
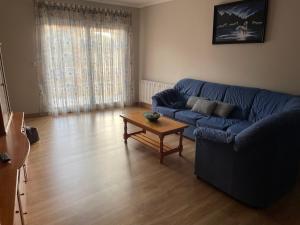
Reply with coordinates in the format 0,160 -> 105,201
88,0 -> 174,8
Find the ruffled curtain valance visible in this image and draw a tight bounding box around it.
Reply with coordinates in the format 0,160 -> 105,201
36,0 -> 132,18
35,0 -> 132,27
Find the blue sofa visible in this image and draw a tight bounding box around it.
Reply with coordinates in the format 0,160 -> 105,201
152,78 -> 300,208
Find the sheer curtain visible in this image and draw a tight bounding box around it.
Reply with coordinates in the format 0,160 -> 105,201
35,1 -> 135,114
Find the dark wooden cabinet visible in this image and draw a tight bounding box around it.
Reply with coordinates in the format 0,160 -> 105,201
0,43 -> 12,136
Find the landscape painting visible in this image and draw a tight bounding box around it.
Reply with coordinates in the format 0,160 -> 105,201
213,0 -> 268,44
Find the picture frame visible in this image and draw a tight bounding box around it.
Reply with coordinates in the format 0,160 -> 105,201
212,0 -> 268,44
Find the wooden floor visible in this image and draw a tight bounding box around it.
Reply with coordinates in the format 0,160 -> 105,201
24,107 -> 300,225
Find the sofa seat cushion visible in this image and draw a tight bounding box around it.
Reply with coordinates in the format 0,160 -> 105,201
154,106 -> 182,118
196,117 -> 240,130
227,121 -> 252,135
175,110 -> 205,126
194,127 -> 235,144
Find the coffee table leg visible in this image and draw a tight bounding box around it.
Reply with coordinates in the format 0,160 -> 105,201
179,130 -> 183,156
123,119 -> 128,144
159,135 -> 164,164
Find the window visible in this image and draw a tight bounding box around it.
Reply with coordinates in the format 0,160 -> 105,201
36,3 -> 133,114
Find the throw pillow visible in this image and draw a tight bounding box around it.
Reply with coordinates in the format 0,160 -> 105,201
186,96 -> 208,109
191,99 -> 217,116
214,101 -> 235,118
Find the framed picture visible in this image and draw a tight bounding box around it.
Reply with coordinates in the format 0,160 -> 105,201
212,0 -> 268,44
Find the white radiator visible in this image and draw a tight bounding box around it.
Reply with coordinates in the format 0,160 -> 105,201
139,80 -> 173,105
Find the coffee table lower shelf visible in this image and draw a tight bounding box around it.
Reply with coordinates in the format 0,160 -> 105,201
131,133 -> 178,155
126,130 -> 184,163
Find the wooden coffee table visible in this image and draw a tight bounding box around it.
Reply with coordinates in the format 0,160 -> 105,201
120,112 -> 188,163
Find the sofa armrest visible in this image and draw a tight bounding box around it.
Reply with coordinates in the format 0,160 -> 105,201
152,88 -> 185,108
194,127 -> 235,144
234,110 -> 300,152
152,96 -> 160,108
152,89 -> 176,107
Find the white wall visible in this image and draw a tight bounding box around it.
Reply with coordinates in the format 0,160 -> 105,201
139,0 -> 300,95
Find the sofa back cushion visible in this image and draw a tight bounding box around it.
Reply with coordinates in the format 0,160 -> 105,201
199,82 -> 228,101
249,90 -> 291,122
284,97 -> 300,112
223,86 -> 259,120
174,79 -> 205,100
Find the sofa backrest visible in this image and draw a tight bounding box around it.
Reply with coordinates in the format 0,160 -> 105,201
174,79 -> 205,100
284,98 -> 300,112
199,82 -> 227,101
223,86 -> 259,120
173,78 -> 300,122
248,91 -> 294,122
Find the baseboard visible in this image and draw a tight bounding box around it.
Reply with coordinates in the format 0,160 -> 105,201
25,112 -> 49,118
136,102 -> 151,109
25,104 -> 152,118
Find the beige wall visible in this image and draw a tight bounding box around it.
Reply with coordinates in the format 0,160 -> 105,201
139,0 -> 300,95
0,0 -> 39,114
0,0 -> 139,114
0,0 -> 299,114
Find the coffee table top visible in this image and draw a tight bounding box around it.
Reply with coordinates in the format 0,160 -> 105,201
120,112 -> 188,135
